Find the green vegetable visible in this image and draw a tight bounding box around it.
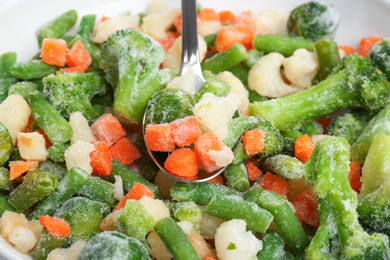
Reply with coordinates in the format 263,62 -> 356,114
249,54 -> 390,130
325,112 -> 366,145
0,52 -> 17,102
369,38 -> 390,80
0,122 -> 13,167
245,49 -> 263,68
38,160 -> 68,181
305,136 -> 389,259
257,230 -> 294,260
224,162 -> 250,192
10,60 -> 57,80
287,1 -> 340,41
194,78 -> 231,102
204,33 -> 217,48
47,143 -> 68,163
77,14 -> 96,42
32,229 -> 65,260
226,64 -> 249,84
299,120 -> 324,137
263,154 -> 305,180
77,176 -> 118,207
8,81 -> 37,100
314,39 -> 341,81
0,193 -> 17,216
0,167 -> 13,191
132,132 -> 159,181
100,29 -> 173,125
253,34 -> 313,57
169,201 -> 202,231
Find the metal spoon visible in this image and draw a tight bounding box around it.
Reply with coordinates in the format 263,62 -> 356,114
142,0 -> 240,182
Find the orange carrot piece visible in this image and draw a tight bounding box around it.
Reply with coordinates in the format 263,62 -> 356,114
109,136 -> 141,165
164,148 -> 199,177
243,129 -> 265,156
338,45 -> 355,55
174,14 -> 202,34
90,141 -> 112,176
215,26 -> 245,52
219,11 -> 236,24
90,113 -> 127,147
21,115 -> 34,133
207,174 -> 224,185
35,128 -> 53,149
59,66 -> 85,73
114,182 -> 154,211
41,38 -> 68,67
316,117 -> 331,132
358,37 -> 383,58
9,160 -> 39,180
244,157 -> 260,168
245,162 -> 263,181
65,41 -> 92,72
293,191 -> 320,227
349,161 -> 362,193
203,257 -> 219,260
145,123 -> 176,152
260,172 -> 290,197
198,8 -> 219,22
157,31 -> 180,52
194,132 -> 226,173
100,15 -> 110,22
294,134 -> 315,163
234,23 -> 256,50
170,116 -> 202,147
39,215 -> 71,237
234,10 -> 254,24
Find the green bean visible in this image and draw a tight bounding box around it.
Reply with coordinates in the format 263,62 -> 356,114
29,79 -> 44,92
109,159 -> 161,197
8,172 -> 58,212
281,129 -> 303,140
36,10 -> 78,47
202,42 -> 248,74
232,143 -> 250,164
300,120 -> 324,137
8,81 -> 37,100
154,217 -> 201,260
253,34 -> 313,57
314,39 -> 341,81
169,201 -> 202,231
257,230 -> 294,260
0,122 -> 13,167
32,229 -> 65,260
249,89 -> 269,103
245,49 -> 264,68
0,52 -> 17,102
77,176 -> 117,207
203,194 -> 273,233
22,168 -> 44,183
131,132 -> 159,181
226,63 -> 250,84
28,167 -> 90,220
204,33 -> 217,48
10,60 -> 57,80
92,104 -> 105,118
194,78 -> 231,102
223,116 -> 264,149
171,182 -> 242,205
245,186 -> 310,255
28,90 -> 73,144
47,143 -> 67,163
60,34 -> 74,44
77,14 -> 96,41
38,160 -> 67,181
224,162 -> 250,192
0,167 -> 12,192
263,154 -> 305,180
0,193 -> 17,216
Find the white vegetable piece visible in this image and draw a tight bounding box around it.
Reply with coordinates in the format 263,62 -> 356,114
167,68 -> 195,94
198,21 -> 221,37
216,71 -> 249,115
69,112 -> 97,143
188,231 -> 216,259
146,0 -> 169,15
0,211 -> 30,240
283,49 -> 319,88
100,208 -> 123,231
17,132 -> 48,161
93,15 -> 140,44
147,231 -> 171,260
208,145 -> 234,169
47,240 -> 87,260
254,9 -> 288,35
28,220 -> 43,241
162,35 -> 207,75
64,141 -> 95,174
310,134 -> 330,146
0,94 -> 31,143
113,175 -> 124,201
8,227 -> 37,253
177,221 -> 194,235
141,8 -> 181,40
139,197 -> 170,223
199,213 -> 224,239
248,52 -> 302,98
215,219 -> 262,260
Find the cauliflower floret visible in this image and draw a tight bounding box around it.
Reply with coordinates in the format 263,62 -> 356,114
69,112 -> 97,143
113,175 -> 124,201
219,93 -> 241,119
188,231 -> 216,259
100,208 -> 123,231
254,9 -> 288,35
47,240 -> 87,260
17,132 -> 47,161
199,213 -> 224,239
166,68 -> 195,94
0,211 -> 30,240
177,221 -> 194,235
162,35 -> 207,75
146,0 -> 169,15
310,134 -> 330,146
64,141 -> 95,174
208,145 -> 234,168
283,49 -> 319,88
147,231 -> 171,260
139,197 -> 170,223
28,220 -> 43,241
93,15 -> 140,44
141,8 -> 181,40
215,219 -> 262,260
248,52 -> 302,98
8,227 -> 37,253
216,71 -> 249,115
198,21 -> 221,37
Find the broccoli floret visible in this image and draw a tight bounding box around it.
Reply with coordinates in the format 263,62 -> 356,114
287,1 -> 340,42
300,120 -> 324,137
100,29 -> 173,126
357,134 -> 390,238
369,38 -> 390,81
43,72 -> 106,123
305,136 -> 389,259
249,54 -> 390,130
325,112 -> 367,145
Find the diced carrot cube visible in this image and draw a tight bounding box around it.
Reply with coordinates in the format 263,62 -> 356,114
114,182 -> 154,211
219,11 -> 236,24
90,113 -> 127,147
90,141 -> 112,176
234,10 -> 254,25
234,23 -> 256,50
338,45 -> 355,55
174,14 -> 202,34
9,160 -> 39,180
243,129 -> 265,156
358,37 -> 383,58
260,172 -> 290,197
245,162 -> 263,181
164,148 -> 199,177
109,136 -> 141,165
41,38 -> 68,67
295,134 -> 315,163
170,116 -> 202,147
293,191 -> 320,227
207,174 -> 224,185
349,161 -> 362,193
244,157 -> 260,168
35,129 -> 53,149
65,41 -> 92,72
100,15 -> 110,22
198,8 -> 219,22
157,31 -> 180,52
215,26 -> 244,52
145,123 -> 176,152
194,132 -> 225,173
39,215 -> 71,237
59,66 -> 85,73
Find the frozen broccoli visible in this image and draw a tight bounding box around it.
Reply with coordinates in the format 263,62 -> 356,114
305,136 -> 389,259
100,29 -> 173,125
249,54 -> 390,130
287,1 -> 340,42
369,38 -> 390,80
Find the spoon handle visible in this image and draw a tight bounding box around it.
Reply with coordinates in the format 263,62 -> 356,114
180,0 -> 205,91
